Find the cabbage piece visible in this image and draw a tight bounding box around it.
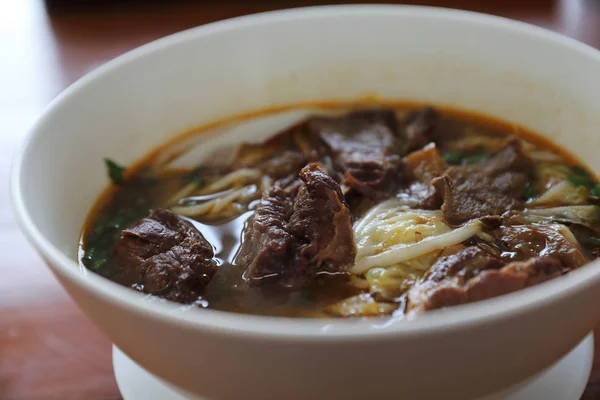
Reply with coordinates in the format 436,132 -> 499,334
515,206 -> 599,229
527,150 -> 565,163
365,251 -> 440,300
445,134 -> 507,154
529,180 -> 589,207
551,223 -> 580,246
536,164 -> 573,191
352,199 -> 482,274
520,140 -> 565,164
366,267 -> 417,300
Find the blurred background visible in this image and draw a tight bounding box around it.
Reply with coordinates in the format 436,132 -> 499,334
1,0 -> 599,399
3,0 -> 598,129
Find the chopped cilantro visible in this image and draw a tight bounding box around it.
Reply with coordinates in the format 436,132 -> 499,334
443,147 -> 488,165
104,158 -> 126,185
568,165 -> 595,189
463,146 -> 488,165
83,203 -> 151,273
568,174 -> 594,188
82,247 -> 107,271
463,153 -> 487,165
184,166 -> 208,185
442,152 -> 462,165
188,176 -> 205,185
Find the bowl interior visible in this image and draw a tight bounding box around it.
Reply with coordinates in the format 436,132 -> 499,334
13,5 -> 600,325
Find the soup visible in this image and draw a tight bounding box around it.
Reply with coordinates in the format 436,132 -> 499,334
80,103 -> 600,318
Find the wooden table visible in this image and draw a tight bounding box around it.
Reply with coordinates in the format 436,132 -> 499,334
1,0 -> 599,399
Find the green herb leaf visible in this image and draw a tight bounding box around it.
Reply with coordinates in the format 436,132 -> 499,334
442,152 -> 462,165
591,184 -> 600,198
186,176 -> 206,186
90,257 -> 107,271
595,205 -> 600,219
82,248 -> 107,271
463,153 -> 487,165
568,174 -> 594,188
184,166 -> 208,185
463,146 -> 488,165
568,165 -> 595,189
104,158 -> 126,185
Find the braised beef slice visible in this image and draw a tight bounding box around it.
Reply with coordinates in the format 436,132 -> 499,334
403,107 -> 465,152
404,107 -> 440,152
114,209 -> 217,303
406,247 -> 502,312
232,145 -> 307,187
307,110 -> 403,197
426,247 -> 504,282
492,224 -> 588,268
397,143 -> 446,209
459,256 -> 565,305
407,246 -> 566,314
236,164 -> 356,288
259,150 -> 306,181
432,138 -> 533,226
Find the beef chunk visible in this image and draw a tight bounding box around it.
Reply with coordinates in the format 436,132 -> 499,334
235,186 -> 294,283
397,143 -> 446,209
492,224 -> 588,268
432,138 -> 533,226
287,165 -> 356,270
236,164 -> 356,288
115,209 -> 217,303
406,246 -> 567,314
307,110 -> 403,197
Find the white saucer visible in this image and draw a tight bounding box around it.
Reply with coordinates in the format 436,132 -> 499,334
113,333 -> 594,400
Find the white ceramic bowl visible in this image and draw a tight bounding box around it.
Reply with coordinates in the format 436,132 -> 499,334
11,5 -> 600,400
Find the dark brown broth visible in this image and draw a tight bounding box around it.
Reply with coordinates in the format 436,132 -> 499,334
80,101 -> 598,317
180,214 -> 360,317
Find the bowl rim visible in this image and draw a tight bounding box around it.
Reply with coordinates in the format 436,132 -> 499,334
11,3 -> 600,340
